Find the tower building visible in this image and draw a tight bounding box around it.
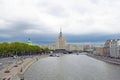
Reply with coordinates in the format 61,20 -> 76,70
55,28 -> 66,49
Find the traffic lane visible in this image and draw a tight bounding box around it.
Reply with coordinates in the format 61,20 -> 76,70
0,55 -> 38,70
0,57 -> 16,70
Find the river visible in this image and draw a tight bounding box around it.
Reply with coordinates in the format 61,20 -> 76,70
24,54 -> 120,80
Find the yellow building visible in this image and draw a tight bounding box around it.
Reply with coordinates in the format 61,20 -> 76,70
95,47 -> 104,56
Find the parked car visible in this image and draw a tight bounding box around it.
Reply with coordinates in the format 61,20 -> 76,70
55,54 -> 60,57
49,54 -> 54,57
13,56 -> 17,59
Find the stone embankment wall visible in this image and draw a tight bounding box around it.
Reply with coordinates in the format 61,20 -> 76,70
87,54 -> 120,65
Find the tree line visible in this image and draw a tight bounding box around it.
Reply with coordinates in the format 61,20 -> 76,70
0,42 -> 49,57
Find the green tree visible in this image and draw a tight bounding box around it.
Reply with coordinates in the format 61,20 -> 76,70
0,42 -> 42,57
44,47 -> 50,54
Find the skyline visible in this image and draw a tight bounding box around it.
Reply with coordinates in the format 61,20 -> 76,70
1,33 -> 120,45
0,0 -> 120,44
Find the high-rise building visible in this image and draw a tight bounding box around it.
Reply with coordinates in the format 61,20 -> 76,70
55,28 -> 66,49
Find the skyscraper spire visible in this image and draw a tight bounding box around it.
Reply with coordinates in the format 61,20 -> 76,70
60,27 -> 62,37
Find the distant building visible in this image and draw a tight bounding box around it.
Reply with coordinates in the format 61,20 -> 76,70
74,45 -> 80,50
110,39 -> 120,58
83,45 -> 90,51
47,45 -> 55,50
94,39 -> 120,58
79,46 -> 84,51
66,44 -> 83,51
66,44 -> 73,51
26,38 -> 32,45
104,40 -> 112,57
94,47 -> 104,56
55,28 -> 66,49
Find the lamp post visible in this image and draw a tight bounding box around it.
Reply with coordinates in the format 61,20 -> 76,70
14,51 -> 18,67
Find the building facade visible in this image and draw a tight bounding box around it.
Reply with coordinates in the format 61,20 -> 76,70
55,29 -> 66,49
104,40 -> 111,57
66,44 -> 73,51
94,47 -> 104,56
110,39 -> 120,58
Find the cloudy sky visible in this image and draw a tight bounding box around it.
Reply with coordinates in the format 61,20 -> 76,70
0,0 -> 120,44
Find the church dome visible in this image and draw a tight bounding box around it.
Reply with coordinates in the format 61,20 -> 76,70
26,38 -> 32,45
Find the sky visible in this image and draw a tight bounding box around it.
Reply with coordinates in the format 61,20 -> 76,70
0,0 -> 120,45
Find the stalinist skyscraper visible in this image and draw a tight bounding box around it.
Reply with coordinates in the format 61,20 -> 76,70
55,28 -> 66,49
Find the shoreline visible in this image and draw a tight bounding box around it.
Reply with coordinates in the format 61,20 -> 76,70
0,55 -> 48,80
87,54 -> 120,65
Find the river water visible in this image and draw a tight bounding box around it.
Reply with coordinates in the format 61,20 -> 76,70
24,54 -> 120,80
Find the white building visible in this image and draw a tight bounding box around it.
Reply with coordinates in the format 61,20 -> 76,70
55,29 -> 66,49
66,44 -> 73,51
110,39 -> 120,58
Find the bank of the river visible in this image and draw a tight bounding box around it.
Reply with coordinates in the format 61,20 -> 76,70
87,54 -> 120,65
0,55 -> 48,80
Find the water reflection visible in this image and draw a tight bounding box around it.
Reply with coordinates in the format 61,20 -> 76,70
24,54 -> 120,80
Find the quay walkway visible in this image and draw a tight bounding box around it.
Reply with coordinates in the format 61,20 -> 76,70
0,55 -> 48,80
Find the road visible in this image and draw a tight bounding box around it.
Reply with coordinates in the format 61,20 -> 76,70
0,55 -> 34,70
0,57 -> 16,70
24,54 -> 120,80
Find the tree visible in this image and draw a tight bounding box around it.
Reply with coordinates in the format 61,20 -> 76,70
44,47 -> 50,54
0,42 -> 42,57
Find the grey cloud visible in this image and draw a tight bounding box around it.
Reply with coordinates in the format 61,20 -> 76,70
48,6 -> 68,17
0,19 -> 55,38
0,20 -> 34,37
38,1 -> 68,17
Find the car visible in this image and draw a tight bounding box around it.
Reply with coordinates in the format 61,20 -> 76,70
13,56 -> 17,59
76,53 -> 79,55
49,54 -> 54,57
55,54 -> 59,57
